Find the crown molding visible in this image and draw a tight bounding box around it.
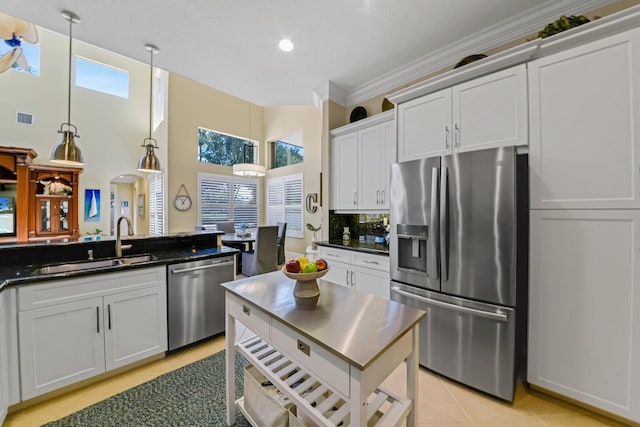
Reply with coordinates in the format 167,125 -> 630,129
329,110 -> 394,137
313,81 -> 347,108
343,0 -> 617,107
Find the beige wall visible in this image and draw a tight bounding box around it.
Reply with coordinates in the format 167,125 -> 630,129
0,24 -> 166,237
264,106 -> 322,255
167,74 -> 265,233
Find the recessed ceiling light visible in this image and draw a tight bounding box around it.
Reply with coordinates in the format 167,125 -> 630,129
279,39 -> 294,52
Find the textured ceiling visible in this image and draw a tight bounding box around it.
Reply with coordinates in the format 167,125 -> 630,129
0,0 -> 619,106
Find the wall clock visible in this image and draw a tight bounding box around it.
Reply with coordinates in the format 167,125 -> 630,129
173,184 -> 192,211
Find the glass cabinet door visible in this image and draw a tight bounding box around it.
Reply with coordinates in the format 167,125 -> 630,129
59,200 -> 69,232
39,199 -> 51,233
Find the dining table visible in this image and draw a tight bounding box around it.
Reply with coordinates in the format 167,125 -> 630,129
221,232 -> 256,273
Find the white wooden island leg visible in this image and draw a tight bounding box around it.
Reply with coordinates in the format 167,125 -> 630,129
225,296 -> 236,426
406,325 -> 419,427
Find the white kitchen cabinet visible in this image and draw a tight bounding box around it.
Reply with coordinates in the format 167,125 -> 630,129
318,246 -> 390,299
0,290 -> 8,425
529,28 -> 640,209
528,209 -> 640,421
331,111 -> 395,211
18,266 -> 167,400
396,64 -> 528,162
104,286 -> 167,371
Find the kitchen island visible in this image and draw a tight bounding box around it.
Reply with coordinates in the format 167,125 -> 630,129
223,271 -> 425,426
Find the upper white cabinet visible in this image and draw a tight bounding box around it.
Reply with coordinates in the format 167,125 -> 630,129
528,209 -> 640,421
529,28 -> 640,209
18,266 -> 167,400
396,64 -> 528,162
331,111 -> 395,211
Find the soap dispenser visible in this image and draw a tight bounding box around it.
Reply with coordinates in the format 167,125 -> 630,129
342,227 -> 351,243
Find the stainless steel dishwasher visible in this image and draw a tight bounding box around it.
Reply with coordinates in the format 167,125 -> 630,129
167,256 -> 235,350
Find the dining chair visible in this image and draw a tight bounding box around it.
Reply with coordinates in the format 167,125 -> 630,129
276,222 -> 287,265
215,221 -> 235,233
242,226 -> 278,276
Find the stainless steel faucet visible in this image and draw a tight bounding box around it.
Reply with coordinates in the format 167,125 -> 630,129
116,216 -> 134,257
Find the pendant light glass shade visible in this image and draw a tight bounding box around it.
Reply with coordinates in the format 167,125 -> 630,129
51,11 -> 83,166
137,44 -> 161,173
233,163 -> 266,177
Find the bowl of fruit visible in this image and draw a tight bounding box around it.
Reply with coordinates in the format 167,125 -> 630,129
282,256 -> 329,299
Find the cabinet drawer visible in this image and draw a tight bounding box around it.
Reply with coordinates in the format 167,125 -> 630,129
227,293 -> 270,339
353,253 -> 389,272
271,319 -> 350,397
317,247 -> 352,263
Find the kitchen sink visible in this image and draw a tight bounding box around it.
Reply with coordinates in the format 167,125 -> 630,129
35,254 -> 156,275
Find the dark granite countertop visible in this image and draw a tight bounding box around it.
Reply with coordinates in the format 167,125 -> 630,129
316,239 -> 389,255
0,233 -> 237,292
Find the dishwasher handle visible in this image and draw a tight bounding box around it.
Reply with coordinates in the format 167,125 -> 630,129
391,286 -> 508,322
170,260 -> 234,274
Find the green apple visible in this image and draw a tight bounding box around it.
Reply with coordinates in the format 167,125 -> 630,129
302,262 -> 318,273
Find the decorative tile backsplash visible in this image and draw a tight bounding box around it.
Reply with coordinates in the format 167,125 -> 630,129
328,211 -> 390,241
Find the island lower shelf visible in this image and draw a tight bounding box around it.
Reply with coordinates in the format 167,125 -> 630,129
237,335 -> 411,427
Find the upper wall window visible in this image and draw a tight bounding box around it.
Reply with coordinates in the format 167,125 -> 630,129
75,56 -> 129,99
198,127 -> 258,166
271,131 -> 303,169
0,43 -> 40,75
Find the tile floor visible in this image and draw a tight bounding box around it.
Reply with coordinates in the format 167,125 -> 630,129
3,334 -> 634,427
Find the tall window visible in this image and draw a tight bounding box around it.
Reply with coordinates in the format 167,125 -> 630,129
198,127 -> 257,166
148,173 -> 165,236
198,173 -> 258,227
75,56 -> 129,98
267,173 -> 303,238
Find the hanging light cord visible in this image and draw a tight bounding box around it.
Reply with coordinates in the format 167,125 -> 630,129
148,46 -> 153,140
66,14 -> 72,127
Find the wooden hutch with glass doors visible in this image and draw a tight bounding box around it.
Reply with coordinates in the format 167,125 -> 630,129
0,146 -> 82,243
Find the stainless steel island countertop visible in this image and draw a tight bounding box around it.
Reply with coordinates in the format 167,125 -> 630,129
221,270 -> 425,370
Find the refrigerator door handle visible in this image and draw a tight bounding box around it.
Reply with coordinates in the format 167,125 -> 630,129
440,166 -> 449,280
391,287 -> 508,322
429,167 -> 439,279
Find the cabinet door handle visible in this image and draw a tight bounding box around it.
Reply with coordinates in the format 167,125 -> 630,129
381,189 -> 385,204
376,190 -> 380,204
345,270 -> 349,285
454,123 -> 459,148
96,306 -> 100,333
444,125 -> 450,148
327,252 -> 340,258
353,191 -> 357,205
350,270 -> 355,287
108,304 -> 112,330
363,259 -> 380,265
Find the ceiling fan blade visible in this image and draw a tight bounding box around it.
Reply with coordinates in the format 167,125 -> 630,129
0,49 -> 20,73
0,22 -> 13,40
15,20 -> 38,44
15,48 -> 28,71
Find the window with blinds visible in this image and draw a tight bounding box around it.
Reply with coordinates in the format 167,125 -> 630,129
198,173 -> 259,227
267,173 -> 303,238
148,173 -> 165,236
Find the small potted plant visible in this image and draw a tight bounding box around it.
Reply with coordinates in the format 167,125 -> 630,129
86,228 -> 105,241
306,223 -> 322,249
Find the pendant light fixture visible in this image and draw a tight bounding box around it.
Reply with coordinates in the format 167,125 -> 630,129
51,11 -> 84,165
137,44 -> 161,173
233,104 -> 266,177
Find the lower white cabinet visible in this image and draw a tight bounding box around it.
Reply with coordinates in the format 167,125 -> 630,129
529,210 -> 640,422
0,290 -> 8,425
318,246 -> 390,299
18,266 -> 167,400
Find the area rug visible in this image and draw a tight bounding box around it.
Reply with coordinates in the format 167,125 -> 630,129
43,351 -> 250,427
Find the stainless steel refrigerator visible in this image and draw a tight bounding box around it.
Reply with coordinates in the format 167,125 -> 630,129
389,146 -> 527,401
